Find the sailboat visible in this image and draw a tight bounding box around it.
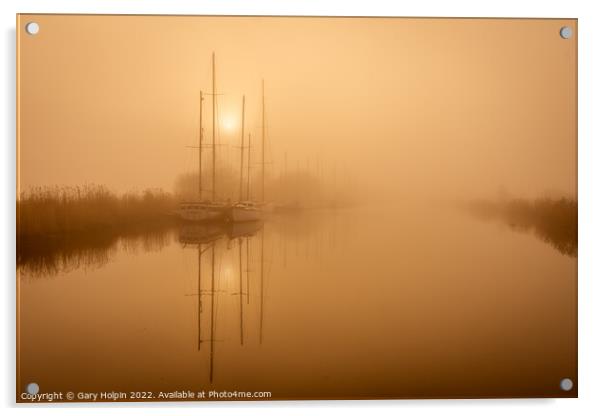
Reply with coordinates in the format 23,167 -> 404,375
177,53 -> 228,222
228,81 -> 268,222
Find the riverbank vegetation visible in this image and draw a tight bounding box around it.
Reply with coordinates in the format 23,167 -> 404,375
17,185 -> 177,238
468,196 -> 577,257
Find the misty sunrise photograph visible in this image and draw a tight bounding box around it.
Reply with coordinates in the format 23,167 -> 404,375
16,15 -> 577,401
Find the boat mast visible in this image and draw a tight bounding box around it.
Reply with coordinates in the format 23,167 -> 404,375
239,95 -> 245,201
246,133 -> 251,201
212,52 -> 217,202
261,79 -> 266,203
199,91 -> 204,200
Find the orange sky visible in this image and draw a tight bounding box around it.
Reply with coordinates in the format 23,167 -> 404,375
17,15 -> 577,199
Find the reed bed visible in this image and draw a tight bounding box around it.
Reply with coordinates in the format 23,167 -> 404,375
468,196 -> 577,256
17,185 -> 177,237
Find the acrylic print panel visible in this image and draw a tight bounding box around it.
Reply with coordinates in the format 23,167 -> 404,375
16,15 -> 577,402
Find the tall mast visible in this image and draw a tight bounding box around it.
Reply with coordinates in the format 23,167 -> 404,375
212,52 -> 217,202
199,91 -> 203,200
246,133 -> 251,200
261,79 -> 266,203
239,95 -> 245,201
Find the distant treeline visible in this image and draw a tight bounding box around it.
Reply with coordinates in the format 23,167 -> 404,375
17,185 -> 177,238
468,196 -> 577,257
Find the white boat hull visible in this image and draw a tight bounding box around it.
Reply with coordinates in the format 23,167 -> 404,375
176,203 -> 226,222
178,210 -> 222,222
230,206 -> 263,222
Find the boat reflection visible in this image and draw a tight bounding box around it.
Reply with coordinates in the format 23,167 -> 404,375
227,221 -> 264,240
178,223 -> 225,246
179,221 -> 265,384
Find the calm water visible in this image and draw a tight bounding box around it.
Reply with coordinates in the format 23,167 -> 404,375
17,203 -> 577,401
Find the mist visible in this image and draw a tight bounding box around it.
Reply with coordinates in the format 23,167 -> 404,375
18,16 -> 576,204
17,15 -> 578,400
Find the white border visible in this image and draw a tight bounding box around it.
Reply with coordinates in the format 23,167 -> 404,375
2,1 -> 601,415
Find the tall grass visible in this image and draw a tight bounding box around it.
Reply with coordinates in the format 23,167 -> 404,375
17,185 -> 177,237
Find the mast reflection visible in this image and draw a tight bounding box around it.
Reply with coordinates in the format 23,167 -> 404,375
179,221 -> 265,383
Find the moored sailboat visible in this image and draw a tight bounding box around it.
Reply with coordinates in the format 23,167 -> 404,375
230,201 -> 263,222
228,81 -> 268,222
177,53 -> 228,222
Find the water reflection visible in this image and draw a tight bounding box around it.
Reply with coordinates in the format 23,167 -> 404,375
179,222 -> 265,383
467,197 -> 577,257
17,224 -> 175,278
17,206 -> 576,399
176,214 -> 341,385
16,210 -> 337,279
